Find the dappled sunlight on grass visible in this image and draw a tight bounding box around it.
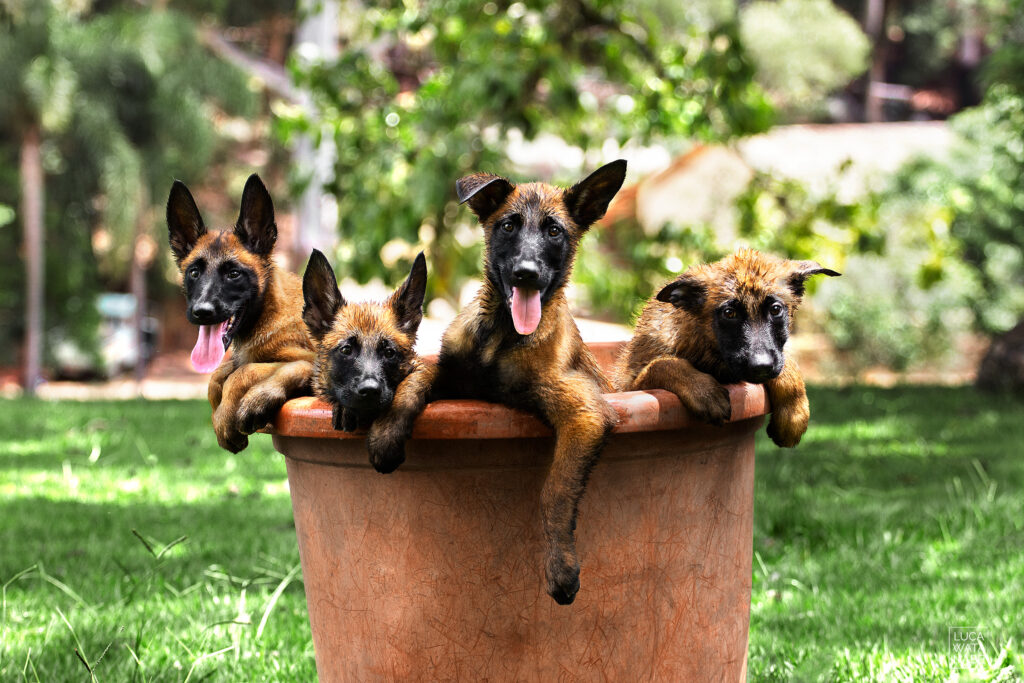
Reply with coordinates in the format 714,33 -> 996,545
0,399 -> 313,680
749,385 -> 1024,681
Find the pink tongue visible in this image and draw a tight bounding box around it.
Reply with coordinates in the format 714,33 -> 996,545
511,287 -> 542,336
190,321 -> 229,373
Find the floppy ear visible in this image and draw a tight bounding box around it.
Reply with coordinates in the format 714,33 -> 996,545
234,174 -> 278,257
302,249 -> 345,339
455,173 -> 515,222
166,180 -> 207,264
390,251 -> 427,336
656,273 -> 706,314
787,260 -> 841,297
563,159 -> 627,230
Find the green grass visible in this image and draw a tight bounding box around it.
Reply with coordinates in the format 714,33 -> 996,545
0,400 -> 314,681
749,386 -> 1024,682
1,387 -> 1022,681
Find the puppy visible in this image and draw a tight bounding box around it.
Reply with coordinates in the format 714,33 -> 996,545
615,248 -> 839,447
302,249 -> 429,473
372,160 -> 629,605
167,175 -> 314,452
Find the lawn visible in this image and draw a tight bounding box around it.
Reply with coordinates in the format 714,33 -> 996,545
1,387 -> 1022,681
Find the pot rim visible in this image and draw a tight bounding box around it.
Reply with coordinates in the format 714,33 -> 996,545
271,383 -> 769,441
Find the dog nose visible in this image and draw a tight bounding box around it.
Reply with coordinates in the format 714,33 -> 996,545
512,261 -> 540,283
191,302 -> 217,323
357,378 -> 381,398
749,352 -> 776,377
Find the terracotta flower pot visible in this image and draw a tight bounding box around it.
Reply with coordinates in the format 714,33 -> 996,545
271,341 -> 769,682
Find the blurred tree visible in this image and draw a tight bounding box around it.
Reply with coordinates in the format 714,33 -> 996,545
277,0 -> 775,302
0,1 -> 255,384
739,0 -> 870,120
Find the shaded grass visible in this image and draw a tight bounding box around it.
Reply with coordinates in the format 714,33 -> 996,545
749,386 -> 1024,681
1,387 -> 1022,680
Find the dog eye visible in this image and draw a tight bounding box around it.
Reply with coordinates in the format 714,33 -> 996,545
546,223 -> 561,237
722,307 -> 738,320
226,269 -> 241,280
187,267 -> 200,280
500,219 -> 515,232
382,347 -> 396,359
340,344 -> 353,356
770,303 -> 785,317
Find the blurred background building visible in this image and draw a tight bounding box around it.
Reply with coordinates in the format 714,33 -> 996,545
1,0 -> 1022,395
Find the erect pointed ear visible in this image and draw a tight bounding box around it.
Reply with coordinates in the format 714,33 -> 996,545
787,260 -> 841,297
302,249 -> 345,339
390,251 -> 427,336
234,174 -> 278,257
455,173 -> 515,222
563,159 -> 627,230
656,273 -> 706,313
166,180 -> 207,264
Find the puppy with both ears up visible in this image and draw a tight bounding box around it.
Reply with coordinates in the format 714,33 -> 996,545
166,175 -> 314,452
301,249 -> 430,473
370,160 -> 629,605
614,248 -> 840,447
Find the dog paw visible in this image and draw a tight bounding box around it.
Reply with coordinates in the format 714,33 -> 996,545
366,428 -> 406,474
767,410 -> 806,448
545,555 -> 581,606
236,385 -> 287,435
213,409 -> 248,453
216,427 -> 249,453
684,378 -> 732,426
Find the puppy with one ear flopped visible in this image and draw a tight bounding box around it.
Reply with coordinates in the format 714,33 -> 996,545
302,249 -> 430,472
615,248 -> 839,447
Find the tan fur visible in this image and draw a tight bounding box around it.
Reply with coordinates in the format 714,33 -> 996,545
616,249 -> 833,447
179,231 -> 314,452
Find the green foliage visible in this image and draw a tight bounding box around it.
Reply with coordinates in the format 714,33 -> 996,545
883,88 -> 1024,336
576,162 -> 884,325
736,168 -> 883,266
739,0 -> 870,119
282,0 -> 774,300
575,221 -> 725,322
0,2 -> 255,365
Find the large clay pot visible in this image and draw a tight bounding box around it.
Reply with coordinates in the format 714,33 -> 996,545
271,341 -> 769,682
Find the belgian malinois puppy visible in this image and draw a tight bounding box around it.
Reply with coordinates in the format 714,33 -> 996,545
372,160 -> 628,605
301,249 -> 430,472
615,249 -> 839,447
167,174 -> 314,452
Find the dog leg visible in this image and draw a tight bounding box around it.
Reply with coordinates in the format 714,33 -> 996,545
765,357 -> 809,448
236,360 -> 314,435
207,356 -> 235,412
213,362 -> 284,452
536,375 -> 617,605
631,355 -> 732,425
366,361 -> 439,474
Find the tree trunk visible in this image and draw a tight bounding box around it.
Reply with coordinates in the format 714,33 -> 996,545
863,0 -> 887,122
131,184 -> 151,387
20,122 -> 44,395
293,0 -> 340,264
976,320 -> 1024,393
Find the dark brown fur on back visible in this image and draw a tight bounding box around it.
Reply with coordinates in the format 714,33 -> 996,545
615,248 -> 839,447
